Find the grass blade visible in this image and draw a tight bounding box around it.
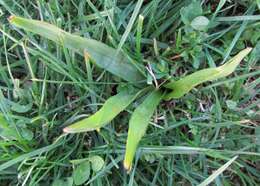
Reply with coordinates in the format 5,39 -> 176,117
63,88 -> 143,133
0,138 -> 62,171
117,0 -> 144,53
198,156 -> 238,186
164,48 -> 252,100
124,90 -> 163,171
8,16 -> 144,83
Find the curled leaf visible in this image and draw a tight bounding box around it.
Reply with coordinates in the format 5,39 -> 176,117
9,16 -> 144,83
63,88 -> 142,133
124,90 -> 163,171
164,48 -> 252,100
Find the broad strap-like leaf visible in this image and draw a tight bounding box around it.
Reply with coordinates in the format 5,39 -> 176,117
124,90 -> 163,171
63,88 -> 143,133
9,16 -> 144,83
164,48 -> 252,100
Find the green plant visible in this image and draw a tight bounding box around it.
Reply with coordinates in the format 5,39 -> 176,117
9,16 -> 252,171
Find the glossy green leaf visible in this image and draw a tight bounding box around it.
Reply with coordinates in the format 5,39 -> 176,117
72,161 -> 90,185
164,48 -> 252,100
63,88 -> 142,133
124,90 -> 163,171
9,16 -> 144,83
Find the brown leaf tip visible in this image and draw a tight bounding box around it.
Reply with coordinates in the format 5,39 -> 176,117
123,161 -> 132,173
8,15 -> 15,22
63,127 -> 70,133
84,51 -> 91,62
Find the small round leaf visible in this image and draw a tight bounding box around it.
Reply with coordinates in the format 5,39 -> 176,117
226,100 -> 237,110
191,16 -> 209,31
88,156 -> 104,172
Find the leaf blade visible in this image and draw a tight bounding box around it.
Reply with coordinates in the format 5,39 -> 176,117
63,89 -> 142,133
9,16 -> 144,82
72,161 -> 90,185
88,155 -> 105,172
198,156 -> 238,186
0,113 -> 19,140
124,90 -> 163,171
164,48 -> 252,100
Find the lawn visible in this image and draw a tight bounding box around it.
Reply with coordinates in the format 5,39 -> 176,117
0,0 -> 260,185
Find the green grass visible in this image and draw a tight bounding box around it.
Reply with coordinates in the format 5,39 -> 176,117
0,0 -> 260,185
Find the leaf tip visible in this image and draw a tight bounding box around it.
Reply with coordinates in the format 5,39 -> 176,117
139,14 -> 144,21
123,161 -> 132,173
63,127 -> 71,133
84,51 -> 91,61
246,47 -> 253,53
8,15 -> 15,23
